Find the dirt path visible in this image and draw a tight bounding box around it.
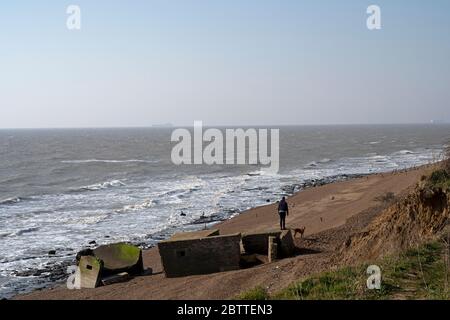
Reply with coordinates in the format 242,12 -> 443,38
16,166 -> 431,300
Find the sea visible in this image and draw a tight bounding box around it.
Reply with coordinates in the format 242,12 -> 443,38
0,124 -> 449,298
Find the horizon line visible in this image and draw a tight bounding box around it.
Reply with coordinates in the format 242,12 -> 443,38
0,122 -> 449,130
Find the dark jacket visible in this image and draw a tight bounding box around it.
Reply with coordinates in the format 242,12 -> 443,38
278,199 -> 288,213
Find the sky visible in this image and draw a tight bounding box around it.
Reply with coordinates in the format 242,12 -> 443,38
0,0 -> 449,128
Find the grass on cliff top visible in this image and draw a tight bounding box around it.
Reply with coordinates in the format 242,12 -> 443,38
237,241 -> 450,300
426,149 -> 450,190
237,286 -> 270,300
426,169 -> 450,191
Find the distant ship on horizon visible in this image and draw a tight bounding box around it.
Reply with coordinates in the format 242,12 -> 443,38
429,120 -> 448,124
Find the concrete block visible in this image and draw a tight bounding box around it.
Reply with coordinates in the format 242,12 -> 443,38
268,236 -> 278,263
241,231 -> 281,255
158,233 -> 241,277
93,243 -> 144,276
79,255 -> 103,288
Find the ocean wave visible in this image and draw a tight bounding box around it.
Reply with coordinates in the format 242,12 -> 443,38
247,168 -> 280,177
305,161 -> 318,168
394,150 -> 414,155
11,227 -> 40,237
162,186 -> 203,200
61,159 -> 158,164
67,214 -> 109,225
0,232 -> 12,238
115,199 -> 155,213
78,180 -> 126,191
304,158 -> 332,168
367,155 -> 390,162
0,197 -> 23,206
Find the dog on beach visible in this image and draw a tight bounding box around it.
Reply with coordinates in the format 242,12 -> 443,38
293,227 -> 306,238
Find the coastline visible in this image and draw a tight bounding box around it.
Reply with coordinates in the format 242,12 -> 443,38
3,173 -> 375,298
14,163 -> 435,300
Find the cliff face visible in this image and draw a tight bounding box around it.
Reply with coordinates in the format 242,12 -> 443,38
339,184 -> 450,265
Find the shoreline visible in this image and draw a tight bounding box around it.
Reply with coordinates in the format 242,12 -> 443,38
4,172 -> 384,298
13,163 -> 436,300
6,173 -> 373,298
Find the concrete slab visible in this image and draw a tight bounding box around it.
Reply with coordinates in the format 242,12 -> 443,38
168,229 -> 220,241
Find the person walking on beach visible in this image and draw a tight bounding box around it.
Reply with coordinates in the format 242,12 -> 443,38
278,196 -> 289,230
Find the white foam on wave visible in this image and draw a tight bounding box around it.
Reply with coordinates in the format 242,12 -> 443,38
370,155 -> 390,163
79,180 -> 126,191
65,213 -> 110,225
247,168 -> 281,177
9,227 -> 40,237
304,159 -> 332,168
394,150 -> 414,155
115,199 -> 155,213
305,161 -> 318,168
0,197 -> 22,206
298,147 -> 442,179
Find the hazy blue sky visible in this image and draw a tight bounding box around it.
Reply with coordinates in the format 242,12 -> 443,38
1,0 -> 449,128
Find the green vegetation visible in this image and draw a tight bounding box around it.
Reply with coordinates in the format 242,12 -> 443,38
273,265 -> 392,300
275,267 -> 369,300
444,144 -> 450,173
237,241 -> 450,300
236,286 -> 269,300
427,169 -> 450,191
423,144 -> 450,190
115,243 -> 141,263
382,242 -> 449,300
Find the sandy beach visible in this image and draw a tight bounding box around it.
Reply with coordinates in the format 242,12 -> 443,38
15,165 -> 433,300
